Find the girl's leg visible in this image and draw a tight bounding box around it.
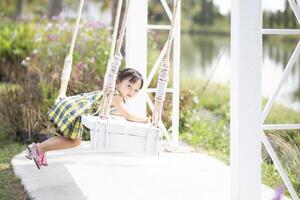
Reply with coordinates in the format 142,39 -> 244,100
37,136 -> 81,155
39,135 -> 57,143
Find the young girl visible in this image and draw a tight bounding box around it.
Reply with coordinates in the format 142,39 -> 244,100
26,68 -> 150,169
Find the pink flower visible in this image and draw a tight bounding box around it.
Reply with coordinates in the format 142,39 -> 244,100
76,62 -> 88,71
51,15 -> 61,21
87,20 -> 105,29
272,185 -> 285,200
31,49 -> 38,59
47,34 -> 59,41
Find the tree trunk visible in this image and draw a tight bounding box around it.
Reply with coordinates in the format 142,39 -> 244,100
49,0 -> 63,19
111,0 -> 117,27
111,0 -> 126,55
15,0 -> 23,20
111,0 -> 125,29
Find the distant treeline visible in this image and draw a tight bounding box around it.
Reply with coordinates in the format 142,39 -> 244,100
0,0 -> 299,30
149,0 -> 225,25
0,0 -> 62,19
263,1 -> 299,28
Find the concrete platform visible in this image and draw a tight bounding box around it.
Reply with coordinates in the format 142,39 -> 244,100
12,142 -> 289,200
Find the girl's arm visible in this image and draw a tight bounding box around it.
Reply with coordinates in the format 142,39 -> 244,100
111,95 -> 150,123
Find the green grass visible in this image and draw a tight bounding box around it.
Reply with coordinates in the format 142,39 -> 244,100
0,139 -> 27,200
0,83 -> 28,200
0,83 -> 19,92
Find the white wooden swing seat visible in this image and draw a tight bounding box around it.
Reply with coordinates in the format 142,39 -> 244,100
82,115 -> 160,155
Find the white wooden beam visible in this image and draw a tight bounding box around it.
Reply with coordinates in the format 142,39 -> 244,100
146,88 -> 173,93
172,0 -> 181,147
147,25 -> 171,30
159,0 -> 172,20
263,124 -> 300,130
126,0 -> 148,116
288,0 -> 300,24
231,0 -> 262,199
263,29 -> 300,35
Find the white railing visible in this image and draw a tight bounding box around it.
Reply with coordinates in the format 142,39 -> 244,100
263,29 -> 300,35
262,1 -> 300,198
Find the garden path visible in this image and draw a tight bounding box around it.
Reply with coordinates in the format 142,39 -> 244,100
12,141 -> 290,200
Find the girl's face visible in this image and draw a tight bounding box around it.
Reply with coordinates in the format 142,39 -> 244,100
116,77 -> 142,101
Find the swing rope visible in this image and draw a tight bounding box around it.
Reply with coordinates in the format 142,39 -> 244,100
110,0 -> 123,57
56,0 -> 124,102
57,0 -> 86,102
98,0 -> 132,118
152,0 -> 180,127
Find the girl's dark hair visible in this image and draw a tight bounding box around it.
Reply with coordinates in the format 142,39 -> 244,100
117,68 -> 144,89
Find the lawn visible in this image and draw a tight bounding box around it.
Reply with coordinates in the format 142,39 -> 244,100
0,139 -> 28,200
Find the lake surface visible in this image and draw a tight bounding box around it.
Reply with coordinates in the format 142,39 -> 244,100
181,34 -> 300,112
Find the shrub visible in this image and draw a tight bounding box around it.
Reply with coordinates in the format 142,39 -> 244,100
0,21 -> 36,82
0,19 -> 111,142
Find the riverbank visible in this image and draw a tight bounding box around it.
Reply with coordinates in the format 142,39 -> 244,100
182,21 -> 230,36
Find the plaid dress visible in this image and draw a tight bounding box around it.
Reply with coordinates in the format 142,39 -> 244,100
48,90 -> 107,140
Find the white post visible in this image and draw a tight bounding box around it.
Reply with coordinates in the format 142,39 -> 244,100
126,0 -> 147,116
230,0 -> 262,199
172,0 -> 181,147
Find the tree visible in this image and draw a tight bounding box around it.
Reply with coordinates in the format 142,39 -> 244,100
283,1 -> 290,27
275,11 -> 282,28
15,0 -> 23,20
194,0 -> 218,25
49,0 -> 63,19
269,13 -> 275,28
101,0 -> 124,28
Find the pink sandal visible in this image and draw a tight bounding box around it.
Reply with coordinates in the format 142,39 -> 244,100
25,144 -> 34,160
26,143 -> 48,169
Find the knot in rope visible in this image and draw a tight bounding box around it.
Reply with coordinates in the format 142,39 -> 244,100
104,54 -> 123,91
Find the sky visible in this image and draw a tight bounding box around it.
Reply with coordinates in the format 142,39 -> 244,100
213,0 -> 285,15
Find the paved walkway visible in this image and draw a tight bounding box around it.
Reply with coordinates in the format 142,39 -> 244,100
12,142 -> 289,200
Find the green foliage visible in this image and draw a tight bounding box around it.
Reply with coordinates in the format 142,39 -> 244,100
31,20 -> 110,94
0,21 -> 35,63
262,161 -> 300,197
262,162 -> 283,190
0,21 -> 36,81
38,80 -> 59,116
181,79 -> 230,120
180,114 -> 229,154
0,1 -> 15,17
0,79 -> 43,142
179,80 -> 230,164
0,19 -> 111,141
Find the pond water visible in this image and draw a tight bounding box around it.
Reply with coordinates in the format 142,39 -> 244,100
181,34 -> 300,112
